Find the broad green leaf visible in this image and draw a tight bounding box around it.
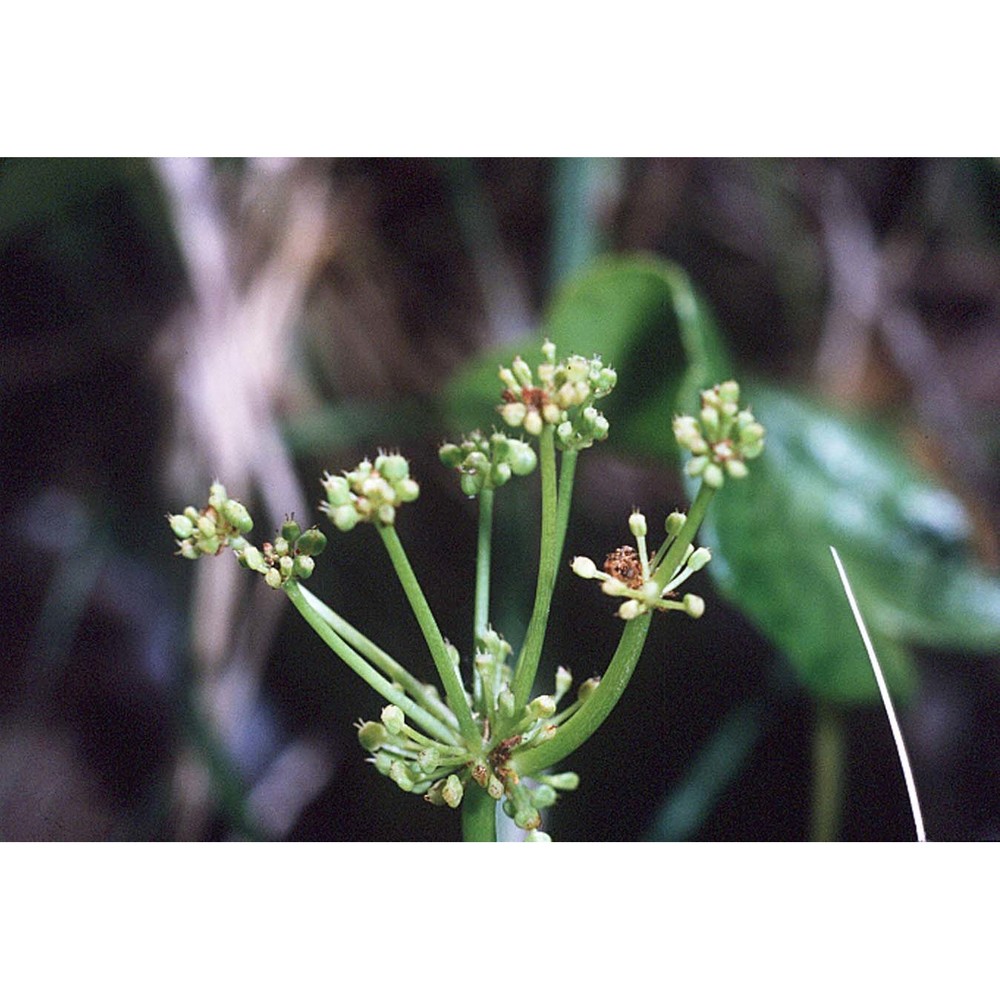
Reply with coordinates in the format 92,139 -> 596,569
694,383 -> 1000,702
442,253 -> 732,450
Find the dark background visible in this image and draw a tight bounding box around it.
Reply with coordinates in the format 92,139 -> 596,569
2,157 -> 998,841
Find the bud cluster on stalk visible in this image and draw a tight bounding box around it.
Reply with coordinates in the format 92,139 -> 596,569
320,451 -> 420,531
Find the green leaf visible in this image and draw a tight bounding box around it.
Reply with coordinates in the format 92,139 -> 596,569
696,382 -> 1000,703
442,253 -> 733,451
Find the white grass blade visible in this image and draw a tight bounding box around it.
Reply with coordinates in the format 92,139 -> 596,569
829,546 -> 927,842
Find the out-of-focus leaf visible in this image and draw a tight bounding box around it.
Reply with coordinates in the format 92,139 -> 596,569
442,254 -> 733,450
693,383 -> 1000,702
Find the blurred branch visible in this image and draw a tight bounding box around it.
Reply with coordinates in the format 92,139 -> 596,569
813,165 -> 990,496
155,157 -> 338,839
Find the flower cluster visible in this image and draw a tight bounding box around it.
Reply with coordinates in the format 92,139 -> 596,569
438,429 -> 537,497
167,482 -> 253,559
572,510 -> 710,620
234,519 -> 327,589
168,484 -> 326,589
320,452 -> 420,530
673,381 -> 765,488
497,339 -> 616,450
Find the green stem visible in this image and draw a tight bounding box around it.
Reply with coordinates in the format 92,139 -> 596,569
474,487 -> 494,644
377,523 -> 481,747
811,700 -> 844,842
554,447 -> 578,565
513,613 -> 652,775
461,781 -> 498,841
296,582 -> 460,731
651,482 -> 716,591
511,426 -> 559,714
283,579 -> 461,747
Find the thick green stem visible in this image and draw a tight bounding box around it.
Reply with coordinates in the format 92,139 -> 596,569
377,523 -> 481,747
283,580 -> 461,746
511,426 -> 559,714
461,781 -> 498,841
513,613 -> 652,775
811,700 -> 844,842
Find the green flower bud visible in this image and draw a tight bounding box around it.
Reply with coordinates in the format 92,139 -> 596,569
683,593 -> 706,619
541,339 -> 556,364
540,771 -> 580,791
375,452 -> 410,482
703,463 -> 725,489
389,760 -> 414,792
178,539 -> 200,560
528,695 -> 556,719
242,545 -> 265,573
321,474 -> 352,508
296,528 -> 327,556
264,567 -> 282,589
687,547 -> 712,572
280,519 -> 301,543
487,774 -> 504,800
665,511 -> 686,536
395,478 -> 420,503
438,442 -> 464,468
208,482 -> 228,510
460,472 -> 481,497
381,704 -> 405,735
578,677 -> 600,702
373,751 -> 394,776
168,514 -> 194,539
223,501 -> 253,534
571,555 -> 599,579
196,515 -> 217,539
500,401 -> 527,428
554,665 -> 572,702
183,506 -> 200,523
531,784 -> 558,809
196,535 -> 221,555
357,721 -> 387,752
279,555 -> 294,575
491,462 -> 512,487
293,554 -> 315,579
511,356 -> 533,387
523,410 -> 543,437
442,774 -> 464,808
686,455 -> 710,478
416,748 -> 440,773
498,690 -> 516,721
618,599 -> 644,620
628,511 -> 647,538
525,830 -> 551,842
330,504 -> 360,532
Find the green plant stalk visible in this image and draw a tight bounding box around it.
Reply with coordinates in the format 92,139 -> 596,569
377,523 -> 482,747
283,579 -> 462,747
474,486 -> 495,645
514,481 -> 717,776
511,426 -> 560,715
553,448 -> 578,564
461,780 -> 498,841
295,582 -> 460,731
515,613 -> 652,775
811,699 -> 844,842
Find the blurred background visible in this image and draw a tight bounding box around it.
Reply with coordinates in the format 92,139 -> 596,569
1,157 -> 998,841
